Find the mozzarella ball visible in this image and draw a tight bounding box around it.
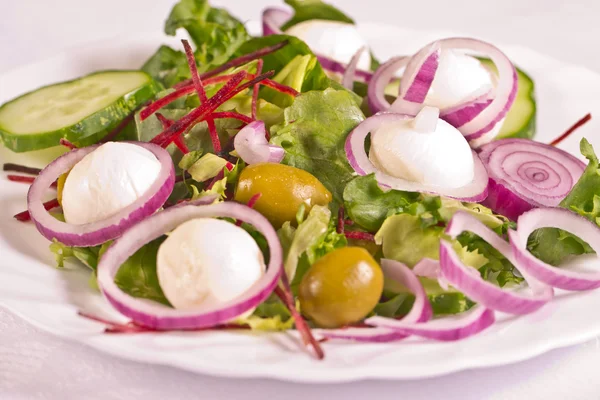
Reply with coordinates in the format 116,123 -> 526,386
157,218 -> 266,310
425,49 -> 494,109
286,20 -> 371,70
61,142 -> 161,225
369,116 -> 475,188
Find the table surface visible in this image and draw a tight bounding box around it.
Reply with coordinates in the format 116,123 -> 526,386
2,0 -> 600,399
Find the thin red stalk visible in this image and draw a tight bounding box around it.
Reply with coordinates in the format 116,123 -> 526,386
59,138 -> 77,150
236,192 -> 262,226
262,79 -> 299,97
3,163 -> 41,175
211,111 -> 254,124
344,219 -> 354,226
252,59 -> 264,119
344,231 -> 376,242
140,85 -> 195,121
549,113 -> 592,146
157,113 -> 189,154
274,285 -> 324,360
182,40 -> 221,153
337,206 -> 345,234
7,175 -> 35,184
14,198 -> 60,222
151,71 -> 274,149
100,106 -> 141,143
173,40 -> 289,88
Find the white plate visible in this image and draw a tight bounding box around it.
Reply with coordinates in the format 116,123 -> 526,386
2,24 -> 600,383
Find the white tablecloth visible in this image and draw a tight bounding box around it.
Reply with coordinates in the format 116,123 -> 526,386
2,1 -> 600,398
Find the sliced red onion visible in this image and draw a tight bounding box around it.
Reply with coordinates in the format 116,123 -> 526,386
342,46 -> 367,89
317,55 -> 374,84
390,38 -> 517,146
509,208 -> 600,291
262,7 -> 290,35
367,306 -> 495,341
234,121 -> 284,165
439,89 -> 493,128
27,142 -> 175,247
344,112 -> 489,202
479,139 -> 585,221
96,199 -> 283,330
397,42 -> 440,104
320,259 -> 431,342
412,257 -> 450,290
441,211 -> 553,314
368,56 -> 408,114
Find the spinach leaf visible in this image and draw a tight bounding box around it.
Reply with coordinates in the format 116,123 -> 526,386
281,0 -> 354,31
165,0 -> 249,71
528,139 -> 599,265
142,46 -> 190,88
270,89 -> 364,202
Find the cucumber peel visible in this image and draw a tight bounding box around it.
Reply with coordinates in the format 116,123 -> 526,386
479,58 -> 537,140
0,70 -> 160,152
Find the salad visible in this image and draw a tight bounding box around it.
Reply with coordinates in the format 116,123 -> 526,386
1,0 -> 598,359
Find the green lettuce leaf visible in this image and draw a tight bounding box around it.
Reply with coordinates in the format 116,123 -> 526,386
270,89 -> 365,202
234,35 -> 331,93
281,0 -> 354,31
49,241 -> 101,270
240,298 -> 294,331
111,238 -> 171,306
343,174 -> 420,232
142,45 -> 190,88
527,138 -> 599,265
165,0 -> 249,71
186,153 -> 228,182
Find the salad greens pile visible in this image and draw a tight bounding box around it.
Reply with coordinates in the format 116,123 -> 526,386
3,0 -> 600,341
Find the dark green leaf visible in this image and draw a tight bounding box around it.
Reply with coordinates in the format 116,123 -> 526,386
141,45 -> 190,88
270,89 -> 364,202
113,238 -> 171,306
343,174 -> 420,232
281,0 -> 354,30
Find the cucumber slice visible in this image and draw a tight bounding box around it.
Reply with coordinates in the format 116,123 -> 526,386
0,71 -> 159,152
479,58 -> 536,139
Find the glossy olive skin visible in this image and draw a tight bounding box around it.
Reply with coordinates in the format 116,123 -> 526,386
234,163 -> 332,228
299,247 -> 384,328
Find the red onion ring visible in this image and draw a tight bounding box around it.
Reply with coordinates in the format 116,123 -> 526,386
441,211 -> 553,314
320,258 -> 431,342
96,199 -> 283,330
344,112 -> 489,202
439,90 -> 493,129
397,42 -> 440,104
233,121 -> 285,165
509,208 -> 600,291
27,142 -> 175,247
342,46 -> 367,89
367,56 -> 408,114
367,306 -> 495,341
479,139 -> 585,221
261,7 -> 373,84
390,38 -> 517,147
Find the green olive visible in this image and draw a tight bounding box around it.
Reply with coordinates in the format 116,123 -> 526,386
234,163 -> 332,228
298,247 -> 384,328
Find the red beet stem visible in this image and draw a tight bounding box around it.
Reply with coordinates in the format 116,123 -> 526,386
337,206 -> 345,234
182,39 -> 221,152
344,231 -> 376,242
14,198 -> 60,222
59,138 -> 77,150
274,284 -> 325,360
252,59 -> 264,119
344,219 -> 354,226
247,193 -> 262,209
151,71 -> 274,149
3,163 -> 42,175
140,85 -> 195,121
211,111 -> 254,124
549,113 -> 592,146
7,175 -> 35,184
174,40 -> 289,89
156,113 -> 190,155
262,79 -> 299,97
